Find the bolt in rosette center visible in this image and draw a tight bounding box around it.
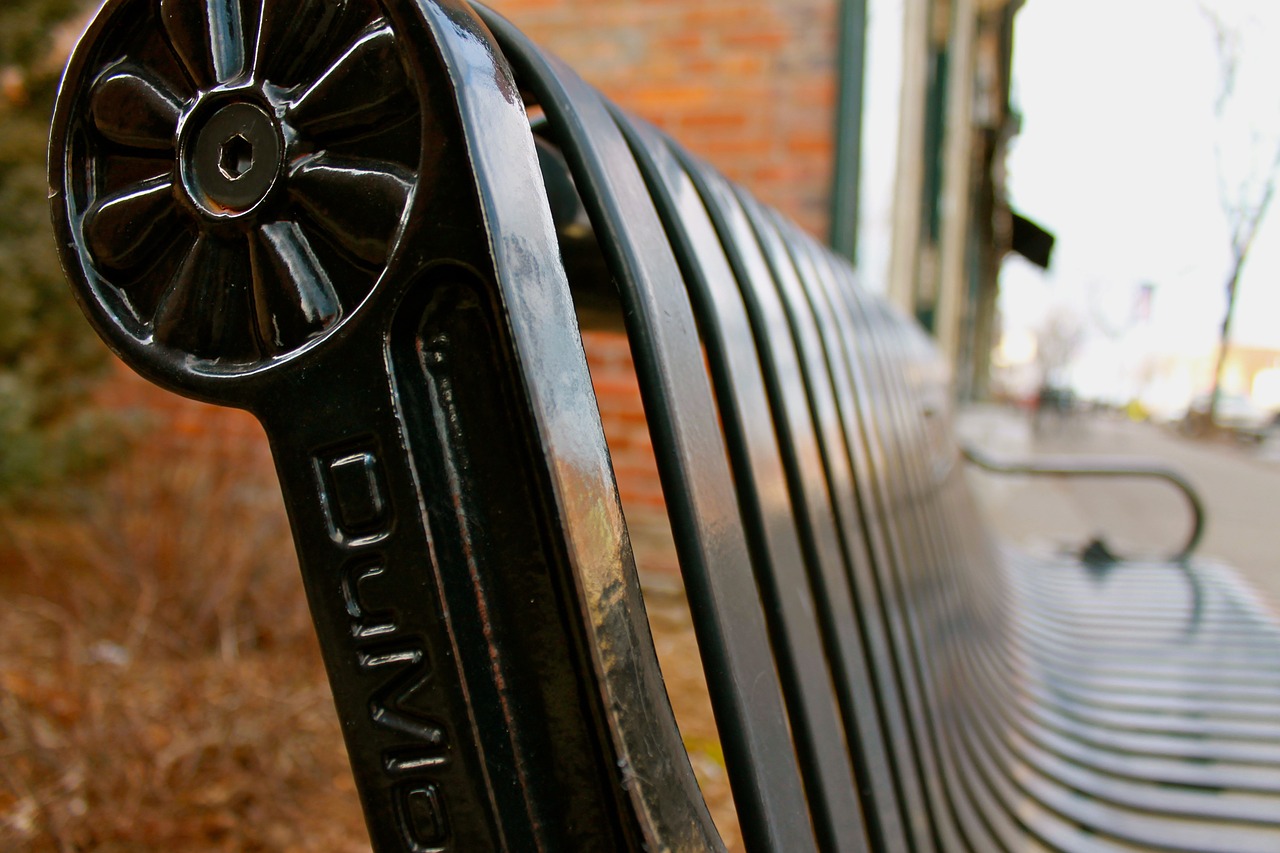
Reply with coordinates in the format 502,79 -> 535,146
182,97 -> 283,217
52,0 -> 423,374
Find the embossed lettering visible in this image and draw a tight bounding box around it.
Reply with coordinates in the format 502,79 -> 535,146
316,442 -> 454,849
341,559 -> 397,638
315,444 -> 392,546
398,783 -> 449,851
328,451 -> 388,533
360,643 -> 449,746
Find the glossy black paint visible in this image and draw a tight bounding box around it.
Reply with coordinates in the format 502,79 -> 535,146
475,8 -> 819,853
53,1 -> 712,851
51,1 -> 1280,851
618,111 -> 871,853
68,2 -> 420,366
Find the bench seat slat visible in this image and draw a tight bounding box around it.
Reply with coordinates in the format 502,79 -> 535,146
823,223 -> 1280,847
787,229 -> 1280,846
954,603 -> 1280,799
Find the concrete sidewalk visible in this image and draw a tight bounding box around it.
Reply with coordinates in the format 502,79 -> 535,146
958,404 -> 1280,616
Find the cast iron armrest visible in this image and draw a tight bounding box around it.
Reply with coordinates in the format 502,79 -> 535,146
960,444 -> 1206,564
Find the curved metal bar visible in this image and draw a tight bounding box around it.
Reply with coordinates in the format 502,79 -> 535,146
477,7 -> 819,851
960,444 -> 1206,564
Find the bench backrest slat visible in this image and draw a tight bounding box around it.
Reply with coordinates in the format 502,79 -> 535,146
477,9 -> 820,851
828,254 -> 1003,848
683,150 -> 918,853
618,113 -> 875,853
722,187 -> 939,851
799,218 -> 1018,847
829,248 -> 1021,848
739,202 -> 969,846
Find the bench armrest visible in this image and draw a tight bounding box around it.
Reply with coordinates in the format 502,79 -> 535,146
960,444 -> 1206,564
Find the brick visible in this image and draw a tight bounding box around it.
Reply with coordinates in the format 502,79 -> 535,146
657,31 -> 707,53
678,5 -> 760,28
723,29 -> 791,51
626,83 -> 717,112
787,133 -> 834,156
590,374 -> 642,399
679,110 -> 751,132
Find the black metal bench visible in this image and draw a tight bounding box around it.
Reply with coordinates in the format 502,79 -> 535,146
49,1 -> 1280,850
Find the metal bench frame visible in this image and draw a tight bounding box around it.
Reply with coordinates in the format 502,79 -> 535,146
49,1 -> 1280,850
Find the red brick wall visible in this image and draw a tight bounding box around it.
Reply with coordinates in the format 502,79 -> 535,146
489,0 -> 840,237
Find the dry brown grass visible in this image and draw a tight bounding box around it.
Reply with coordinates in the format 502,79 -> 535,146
0,403 -> 369,851
0,390 -> 740,851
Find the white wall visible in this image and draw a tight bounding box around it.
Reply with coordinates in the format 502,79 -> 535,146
857,0 -> 908,295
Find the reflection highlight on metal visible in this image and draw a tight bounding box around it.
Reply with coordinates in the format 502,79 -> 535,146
65,0 -> 420,365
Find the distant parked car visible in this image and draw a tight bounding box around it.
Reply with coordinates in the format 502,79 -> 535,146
1181,393 -> 1275,442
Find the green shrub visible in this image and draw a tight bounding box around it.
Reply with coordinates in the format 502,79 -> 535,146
0,0 -> 117,499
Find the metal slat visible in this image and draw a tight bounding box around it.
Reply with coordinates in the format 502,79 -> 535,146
786,225 -> 1029,852
474,8 -> 818,851
833,255 -> 1280,849
682,152 -> 916,853
616,112 -> 870,853
745,204 -> 975,851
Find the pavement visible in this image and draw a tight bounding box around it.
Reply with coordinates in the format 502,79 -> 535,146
958,403 -> 1280,616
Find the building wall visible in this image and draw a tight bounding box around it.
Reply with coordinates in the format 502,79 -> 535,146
882,0 -> 1019,398
489,0 -> 843,237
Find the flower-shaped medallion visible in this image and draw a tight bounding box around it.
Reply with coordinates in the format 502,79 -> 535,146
66,0 -> 422,367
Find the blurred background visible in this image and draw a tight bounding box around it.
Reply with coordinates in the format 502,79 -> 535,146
1,0 -> 1277,849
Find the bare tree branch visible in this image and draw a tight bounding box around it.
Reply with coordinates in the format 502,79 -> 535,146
1197,1 -> 1280,427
